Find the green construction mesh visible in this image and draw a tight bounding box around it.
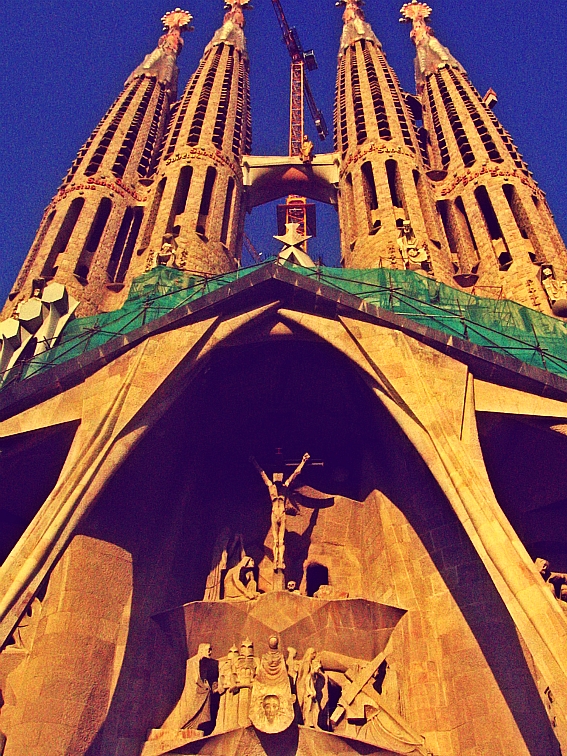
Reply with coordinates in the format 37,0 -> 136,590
4,262 -> 567,389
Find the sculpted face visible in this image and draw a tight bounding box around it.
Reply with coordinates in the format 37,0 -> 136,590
268,636 -> 279,651
273,473 -> 284,483
262,695 -> 281,724
287,581 -> 297,592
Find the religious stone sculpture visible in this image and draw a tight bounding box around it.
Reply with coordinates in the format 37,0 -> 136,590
249,636 -> 295,733
223,556 -> 260,602
536,558 -> 567,602
155,235 -> 178,268
214,646 -> 239,734
397,220 -> 429,270
204,529 -> 244,601
251,453 -> 310,572
295,648 -> 328,728
161,643 -> 218,733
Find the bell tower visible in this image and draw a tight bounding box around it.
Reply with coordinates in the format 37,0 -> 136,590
334,0 -> 451,277
3,10 -> 193,318
137,0 -> 252,278
400,0 -> 567,311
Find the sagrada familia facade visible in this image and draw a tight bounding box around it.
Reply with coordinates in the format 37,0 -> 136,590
1,1 -> 567,754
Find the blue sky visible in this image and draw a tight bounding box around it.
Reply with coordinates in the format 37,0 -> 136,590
1,0 -> 566,303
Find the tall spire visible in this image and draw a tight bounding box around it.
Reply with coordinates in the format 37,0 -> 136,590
336,0 -> 380,55
207,0 -> 251,55
400,1 -> 464,93
127,8 -> 193,94
2,9 -> 194,318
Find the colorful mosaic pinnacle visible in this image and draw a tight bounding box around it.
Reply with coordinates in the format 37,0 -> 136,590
161,8 -> 193,32
399,0 -> 433,24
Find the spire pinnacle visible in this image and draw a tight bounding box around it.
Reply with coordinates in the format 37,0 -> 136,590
336,0 -> 380,56
126,8 -> 193,93
400,1 -> 464,91
207,0 -> 251,54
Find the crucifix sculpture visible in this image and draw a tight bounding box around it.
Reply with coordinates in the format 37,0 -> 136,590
250,453 -> 310,575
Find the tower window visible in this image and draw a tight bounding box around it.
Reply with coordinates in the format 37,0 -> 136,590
85,78 -> 142,177
107,206 -> 144,283
113,78 -> 157,179
435,72 -> 475,168
344,173 -> 357,244
426,80 -> 450,169
167,166 -> 193,235
361,162 -> 379,212
376,52 -> 414,149
350,47 -> 367,145
386,160 -> 405,210
220,178 -> 236,246
42,198 -> 85,278
212,50 -> 235,151
139,177 -> 166,252
138,86 -> 166,178
362,47 -> 391,141
187,46 -> 224,147
166,58 -> 207,159
475,185 -> 512,270
75,198 -> 113,280
196,167 -> 217,238
503,184 -> 544,262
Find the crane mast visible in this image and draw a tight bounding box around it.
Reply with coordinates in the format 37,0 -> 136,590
271,0 -> 327,249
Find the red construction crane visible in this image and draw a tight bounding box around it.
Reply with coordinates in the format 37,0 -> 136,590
271,0 -> 328,247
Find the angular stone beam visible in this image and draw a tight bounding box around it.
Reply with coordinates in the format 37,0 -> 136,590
241,153 -> 340,209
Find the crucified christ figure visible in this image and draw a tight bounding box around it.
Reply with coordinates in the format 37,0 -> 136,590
251,453 -> 310,571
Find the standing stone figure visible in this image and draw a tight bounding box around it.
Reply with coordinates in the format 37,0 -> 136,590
251,453 -> 310,571
235,638 -> 260,727
296,648 -> 327,728
162,643 -> 218,732
204,530 -> 244,601
214,646 -> 239,734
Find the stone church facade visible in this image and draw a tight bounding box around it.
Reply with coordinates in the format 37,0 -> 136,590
1,2 -> 567,755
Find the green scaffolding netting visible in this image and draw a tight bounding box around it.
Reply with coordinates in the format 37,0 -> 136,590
4,262 -> 567,388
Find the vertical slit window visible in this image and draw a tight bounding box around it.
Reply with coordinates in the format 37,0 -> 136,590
232,54 -> 246,156
188,47 -> 224,147
362,47 -> 391,140
196,167 -> 217,237
447,69 -> 502,164
138,86 -> 167,178
112,79 -> 157,178
475,185 -> 512,269
344,173 -> 357,244
220,178 -> 235,246
75,198 -> 113,279
503,184 -> 544,262
376,52 -> 414,149
167,166 -> 193,235
350,47 -> 367,145
42,198 -> 85,277
336,56 -> 348,154
426,80 -> 450,169
386,160 -> 404,210
213,50 -> 235,151
435,72 -> 475,168
140,178 -> 166,251
165,57 -> 207,158
84,79 -> 142,177
107,207 -> 144,283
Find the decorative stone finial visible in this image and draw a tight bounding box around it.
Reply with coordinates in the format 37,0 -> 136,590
126,8 -> 193,92
336,0 -> 381,56
400,0 -> 464,91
